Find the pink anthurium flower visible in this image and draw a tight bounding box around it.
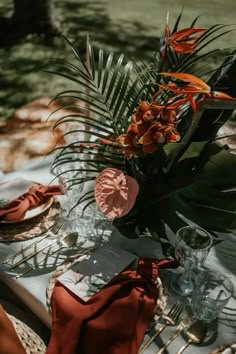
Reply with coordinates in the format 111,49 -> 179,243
94,168 -> 139,219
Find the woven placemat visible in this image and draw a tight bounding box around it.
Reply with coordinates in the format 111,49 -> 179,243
7,313 -> 46,354
46,258 -> 74,312
46,257 -> 168,318
0,200 -> 61,242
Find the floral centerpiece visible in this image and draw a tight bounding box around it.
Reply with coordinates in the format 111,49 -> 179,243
49,11 -> 236,254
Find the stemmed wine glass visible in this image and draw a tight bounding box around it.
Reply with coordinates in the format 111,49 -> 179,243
171,226 -> 213,296
56,158 -> 98,239
57,162 -> 86,217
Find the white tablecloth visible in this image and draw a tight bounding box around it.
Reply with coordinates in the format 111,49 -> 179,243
0,155 -> 235,354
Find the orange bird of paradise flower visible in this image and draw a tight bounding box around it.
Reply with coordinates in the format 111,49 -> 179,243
160,24 -> 207,55
155,72 -> 235,111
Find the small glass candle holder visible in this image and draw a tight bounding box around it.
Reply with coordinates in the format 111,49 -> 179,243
191,270 -> 234,322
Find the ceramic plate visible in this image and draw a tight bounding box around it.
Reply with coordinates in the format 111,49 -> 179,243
0,196 -> 54,224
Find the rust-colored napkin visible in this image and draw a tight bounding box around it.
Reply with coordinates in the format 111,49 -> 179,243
0,184 -> 62,221
0,305 -> 26,354
46,258 -> 177,354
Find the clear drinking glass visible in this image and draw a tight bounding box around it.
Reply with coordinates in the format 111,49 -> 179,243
75,203 -> 96,239
57,162 -> 86,218
171,226 -> 213,296
191,270 -> 234,322
57,160 -> 97,237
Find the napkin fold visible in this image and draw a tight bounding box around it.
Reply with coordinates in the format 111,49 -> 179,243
0,177 -> 34,202
46,258 -> 177,354
0,184 -> 62,221
0,305 -> 26,354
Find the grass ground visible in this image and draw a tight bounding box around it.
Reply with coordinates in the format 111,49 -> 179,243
0,0 -> 235,119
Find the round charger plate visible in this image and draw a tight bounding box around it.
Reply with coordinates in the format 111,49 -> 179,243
0,196 -> 54,224
7,313 -> 46,354
46,258 -> 76,312
0,200 -> 61,241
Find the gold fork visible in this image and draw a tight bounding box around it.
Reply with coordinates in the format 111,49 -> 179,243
139,302 -> 183,354
15,232 -> 79,278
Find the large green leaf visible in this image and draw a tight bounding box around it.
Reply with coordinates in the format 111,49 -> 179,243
115,145 -> 236,244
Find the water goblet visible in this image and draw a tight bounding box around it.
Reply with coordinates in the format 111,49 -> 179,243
191,270 -> 234,322
56,162 -> 86,220
171,226 -> 213,296
75,203 -> 96,239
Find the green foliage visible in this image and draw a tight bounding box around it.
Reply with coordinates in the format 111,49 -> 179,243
49,13 -> 236,247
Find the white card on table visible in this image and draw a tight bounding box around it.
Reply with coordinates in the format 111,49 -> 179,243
57,244 -> 137,301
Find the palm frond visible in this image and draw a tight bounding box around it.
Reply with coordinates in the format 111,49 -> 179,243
161,25 -> 235,75
192,202 -> 236,216
53,115 -> 113,135
172,6 -> 184,33
50,39 -> 154,140
190,14 -> 203,27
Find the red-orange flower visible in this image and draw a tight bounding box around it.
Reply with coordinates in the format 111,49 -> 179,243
160,108 -> 177,124
131,101 -> 152,124
156,72 -> 235,111
161,24 -> 207,55
159,72 -> 210,94
149,101 -> 178,124
117,123 -> 143,157
159,72 -> 235,97
117,101 -> 160,157
117,99 -> 181,157
94,168 -> 139,219
139,121 -> 180,153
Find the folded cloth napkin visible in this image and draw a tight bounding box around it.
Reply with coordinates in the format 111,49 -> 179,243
46,258 -> 177,354
0,177 -> 34,203
0,184 -> 62,221
0,304 -> 26,354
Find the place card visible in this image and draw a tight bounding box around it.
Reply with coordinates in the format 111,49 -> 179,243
57,244 -> 137,302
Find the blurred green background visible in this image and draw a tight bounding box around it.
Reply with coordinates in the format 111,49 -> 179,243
0,0 -> 236,119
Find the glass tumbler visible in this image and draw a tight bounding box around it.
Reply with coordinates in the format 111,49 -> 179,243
191,270 -> 234,322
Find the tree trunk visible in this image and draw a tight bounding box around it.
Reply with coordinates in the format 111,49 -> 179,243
12,0 -> 56,35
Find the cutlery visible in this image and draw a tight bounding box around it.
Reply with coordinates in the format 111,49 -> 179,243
139,302 -> 183,354
15,232 -> 79,278
155,317 -> 191,354
176,320 -> 207,354
3,217 -> 64,264
9,228 -> 73,271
